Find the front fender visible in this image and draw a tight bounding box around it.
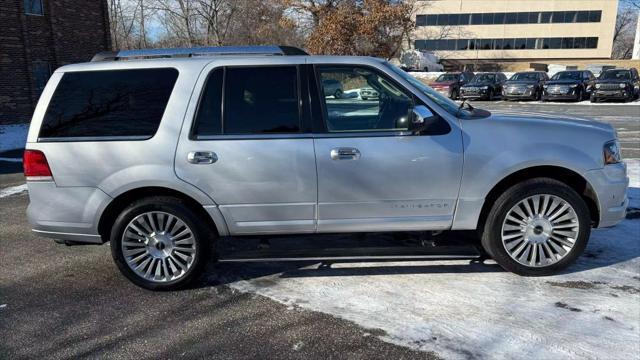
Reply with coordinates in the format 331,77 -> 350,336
452,140 -> 602,230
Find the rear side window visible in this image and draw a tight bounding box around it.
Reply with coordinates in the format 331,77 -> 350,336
193,66 -> 300,137
40,68 -> 178,139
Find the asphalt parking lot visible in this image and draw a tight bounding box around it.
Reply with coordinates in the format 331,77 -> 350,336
0,102 -> 638,359
0,174 -> 436,359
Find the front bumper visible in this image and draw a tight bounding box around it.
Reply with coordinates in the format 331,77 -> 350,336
584,162 -> 629,228
542,93 -> 580,101
502,87 -> 537,100
592,90 -> 631,100
503,94 -> 537,100
460,89 -> 490,100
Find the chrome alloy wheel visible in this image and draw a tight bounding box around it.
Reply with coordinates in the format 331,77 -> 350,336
121,211 -> 197,282
501,194 -> 579,267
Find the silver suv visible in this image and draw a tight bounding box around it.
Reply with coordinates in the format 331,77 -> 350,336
25,46 -> 628,290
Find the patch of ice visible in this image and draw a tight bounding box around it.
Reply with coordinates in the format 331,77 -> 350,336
0,124 -> 28,152
0,184 -> 27,198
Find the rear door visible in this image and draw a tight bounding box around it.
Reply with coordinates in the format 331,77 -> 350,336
176,59 -> 317,235
310,63 -> 464,232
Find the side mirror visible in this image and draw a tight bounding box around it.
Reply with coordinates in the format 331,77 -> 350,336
410,105 -> 436,133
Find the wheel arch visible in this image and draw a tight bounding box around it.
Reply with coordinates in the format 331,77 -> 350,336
476,166 -> 600,231
97,186 -> 223,243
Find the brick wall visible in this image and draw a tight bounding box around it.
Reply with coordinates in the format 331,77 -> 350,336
0,0 -> 111,125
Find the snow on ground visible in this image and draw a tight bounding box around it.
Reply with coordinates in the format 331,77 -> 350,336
0,124 -> 28,153
0,184 -> 27,198
224,160 -> 640,360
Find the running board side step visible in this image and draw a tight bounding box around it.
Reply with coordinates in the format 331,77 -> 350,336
218,246 -> 481,263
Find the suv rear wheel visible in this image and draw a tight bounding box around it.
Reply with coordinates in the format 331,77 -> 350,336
481,178 -> 590,275
110,196 -> 212,290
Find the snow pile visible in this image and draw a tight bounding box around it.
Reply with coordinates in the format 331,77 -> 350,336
226,159 -> 640,359
0,124 -> 28,153
0,184 -> 27,198
408,72 -> 444,82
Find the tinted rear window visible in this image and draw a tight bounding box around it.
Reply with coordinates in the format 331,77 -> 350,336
40,68 -> 178,139
224,66 -> 300,134
193,66 -> 301,137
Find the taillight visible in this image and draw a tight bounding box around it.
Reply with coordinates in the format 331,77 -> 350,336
23,150 -> 53,181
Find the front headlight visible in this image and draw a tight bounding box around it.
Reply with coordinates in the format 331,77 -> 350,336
527,84 -> 534,89
595,84 -> 601,89
569,84 -> 578,88
619,83 -> 626,89
543,85 -> 548,89
604,140 -> 621,165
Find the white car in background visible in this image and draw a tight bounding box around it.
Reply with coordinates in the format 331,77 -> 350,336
400,49 -> 444,72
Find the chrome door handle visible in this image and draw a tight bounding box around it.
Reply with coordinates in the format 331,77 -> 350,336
187,151 -> 217,164
330,147 -> 361,160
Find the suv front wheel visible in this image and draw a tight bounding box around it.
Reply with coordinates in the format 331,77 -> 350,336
110,196 -> 212,290
481,178 -> 590,275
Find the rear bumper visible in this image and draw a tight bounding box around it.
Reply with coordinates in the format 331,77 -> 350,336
584,163 -> 629,228
31,229 -> 103,243
27,181 -> 110,243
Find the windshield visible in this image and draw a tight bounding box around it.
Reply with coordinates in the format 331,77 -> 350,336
471,74 -> 496,83
599,70 -> 631,80
435,74 -> 458,82
551,71 -> 581,81
385,62 -> 471,118
509,72 -> 539,81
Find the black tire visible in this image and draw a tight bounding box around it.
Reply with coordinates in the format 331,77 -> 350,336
110,196 -> 214,290
487,89 -> 494,101
590,95 -> 598,103
574,89 -> 582,102
480,178 -> 591,276
451,88 -> 459,100
334,89 -> 343,99
534,88 -> 542,101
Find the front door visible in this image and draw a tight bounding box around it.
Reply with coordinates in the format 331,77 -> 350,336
312,64 -> 464,232
176,63 -> 317,235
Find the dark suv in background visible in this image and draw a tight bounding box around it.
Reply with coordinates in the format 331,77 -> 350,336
542,70 -> 595,102
429,71 -> 475,99
460,72 -> 507,101
591,68 -> 640,103
502,71 -> 548,101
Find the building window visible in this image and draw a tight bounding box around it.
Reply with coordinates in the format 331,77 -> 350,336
24,0 -> 44,15
416,10 -> 603,26
414,37 -> 599,51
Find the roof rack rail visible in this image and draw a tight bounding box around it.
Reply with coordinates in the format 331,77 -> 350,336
91,45 -> 308,62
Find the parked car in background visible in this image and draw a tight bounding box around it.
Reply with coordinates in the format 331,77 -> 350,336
591,68 -> 640,103
429,71 -> 475,100
359,87 -> 379,100
322,78 -> 344,99
400,49 -> 444,72
542,70 -> 595,102
503,71 -> 548,101
25,46 -> 628,290
459,72 -> 507,101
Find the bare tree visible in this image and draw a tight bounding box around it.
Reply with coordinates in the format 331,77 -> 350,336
107,0 -> 141,49
612,7 -> 639,59
195,0 -> 238,46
